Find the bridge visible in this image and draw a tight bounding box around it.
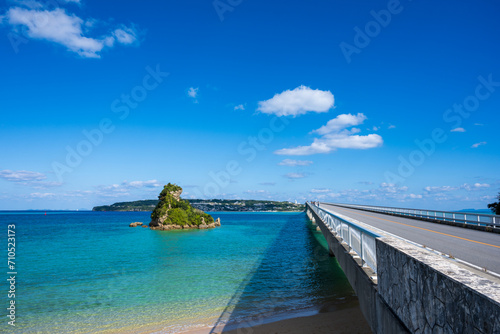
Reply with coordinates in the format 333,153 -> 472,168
306,202 -> 500,334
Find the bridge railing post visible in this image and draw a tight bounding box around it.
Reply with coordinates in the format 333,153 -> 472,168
360,232 -> 365,267
348,225 -> 351,251
314,204 -> 379,273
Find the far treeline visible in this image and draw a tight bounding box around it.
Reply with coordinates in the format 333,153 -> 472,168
93,199 -> 305,212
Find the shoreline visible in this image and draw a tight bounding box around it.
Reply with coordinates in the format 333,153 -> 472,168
91,210 -> 305,213
178,302 -> 372,334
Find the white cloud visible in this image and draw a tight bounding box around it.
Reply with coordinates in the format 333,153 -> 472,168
424,186 -> 458,192
388,125 -> 396,129
313,113 -> 366,135
316,181 -> 494,205
187,87 -> 199,103
2,5 -> 138,58
425,183 -> 490,193
259,182 -> 276,186
187,87 -> 198,98
0,169 -> 46,182
471,141 -> 486,148
312,183 -> 415,204
0,169 -> 64,189
278,159 -> 313,166
94,179 -> 162,198
112,27 -> 137,45
450,127 -> 466,132
474,123 -> 483,126
275,134 -> 383,155
310,188 -> 331,193
64,190 -> 94,197
480,195 -> 496,201
379,182 -> 408,193
244,190 -> 269,195
234,104 -> 245,111
257,85 -> 334,117
472,183 -> 490,189
29,192 -> 56,198
275,113 -> 382,156
30,181 -> 63,189
284,172 -> 306,179
125,180 -> 161,188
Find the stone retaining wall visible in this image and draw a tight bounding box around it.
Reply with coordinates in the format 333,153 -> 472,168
377,237 -> 500,334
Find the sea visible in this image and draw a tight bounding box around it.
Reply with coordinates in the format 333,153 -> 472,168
0,211 -> 358,333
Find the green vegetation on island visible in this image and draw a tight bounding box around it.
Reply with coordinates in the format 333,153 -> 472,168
93,198 -> 305,212
149,183 -> 219,230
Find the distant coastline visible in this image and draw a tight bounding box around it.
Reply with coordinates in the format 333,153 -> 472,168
92,199 -> 305,212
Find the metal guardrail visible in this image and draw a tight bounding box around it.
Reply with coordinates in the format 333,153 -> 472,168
308,202 -> 380,273
326,202 -> 500,228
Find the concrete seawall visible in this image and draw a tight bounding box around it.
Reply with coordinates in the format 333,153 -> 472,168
306,203 -> 500,334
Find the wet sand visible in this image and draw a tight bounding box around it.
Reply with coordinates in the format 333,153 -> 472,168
183,304 -> 372,334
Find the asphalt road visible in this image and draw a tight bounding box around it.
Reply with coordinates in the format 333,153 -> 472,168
320,203 -> 500,275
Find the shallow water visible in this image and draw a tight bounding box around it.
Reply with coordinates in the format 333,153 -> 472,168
0,211 -> 356,333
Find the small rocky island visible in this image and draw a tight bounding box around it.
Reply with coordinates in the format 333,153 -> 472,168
148,183 -> 221,230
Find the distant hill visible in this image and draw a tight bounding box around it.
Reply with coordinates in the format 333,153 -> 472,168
456,209 -> 494,215
92,199 -> 304,212
93,200 -> 159,212
188,199 -> 304,212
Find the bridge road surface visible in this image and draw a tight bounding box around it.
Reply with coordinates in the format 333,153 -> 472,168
320,203 -> 500,275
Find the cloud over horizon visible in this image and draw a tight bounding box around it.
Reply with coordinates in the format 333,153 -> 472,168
310,188 -> 331,193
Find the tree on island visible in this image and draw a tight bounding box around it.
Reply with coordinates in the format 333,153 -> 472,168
488,192 -> 500,215
149,183 -> 219,230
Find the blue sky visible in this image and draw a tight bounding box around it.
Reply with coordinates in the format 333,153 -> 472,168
0,0 -> 499,210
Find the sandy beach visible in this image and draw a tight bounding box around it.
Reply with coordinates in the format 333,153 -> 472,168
183,304 -> 372,334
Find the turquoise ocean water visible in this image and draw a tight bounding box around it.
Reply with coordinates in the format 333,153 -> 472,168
0,211 -> 357,333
